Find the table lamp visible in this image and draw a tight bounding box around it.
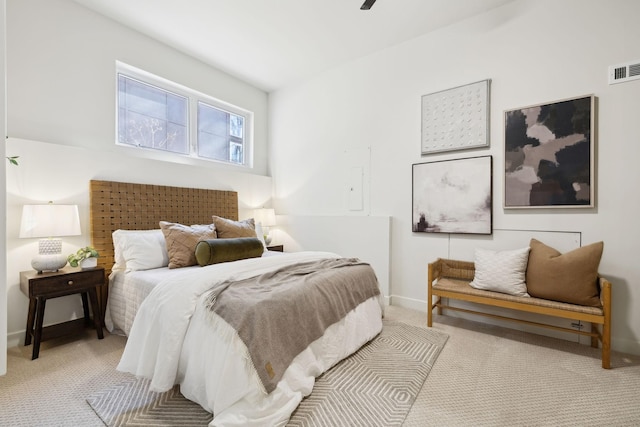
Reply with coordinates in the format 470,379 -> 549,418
253,208 -> 276,245
19,203 -> 81,273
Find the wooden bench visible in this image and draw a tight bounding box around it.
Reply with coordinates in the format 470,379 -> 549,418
427,258 -> 612,368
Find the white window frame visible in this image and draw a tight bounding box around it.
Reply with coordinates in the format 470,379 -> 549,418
116,61 -> 253,168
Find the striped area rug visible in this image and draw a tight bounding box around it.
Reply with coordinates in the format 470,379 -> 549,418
87,378 -> 212,426
87,321 -> 448,426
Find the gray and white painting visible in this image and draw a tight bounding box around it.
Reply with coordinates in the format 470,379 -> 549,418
412,155 -> 492,234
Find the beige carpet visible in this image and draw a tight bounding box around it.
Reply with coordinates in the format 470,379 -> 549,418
1,306 -> 640,426
0,328 -> 129,426
399,308 -> 640,427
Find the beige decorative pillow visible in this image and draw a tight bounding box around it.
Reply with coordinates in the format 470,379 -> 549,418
470,246 -> 531,297
159,221 -> 217,269
211,216 -> 256,239
526,239 -> 603,307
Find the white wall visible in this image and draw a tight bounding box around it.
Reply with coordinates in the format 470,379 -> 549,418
4,0 -> 272,347
7,0 -> 269,176
276,215 -> 391,304
1,0 -> 8,375
270,0 -> 640,355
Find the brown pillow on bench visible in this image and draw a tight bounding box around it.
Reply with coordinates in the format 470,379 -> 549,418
526,239 -> 603,307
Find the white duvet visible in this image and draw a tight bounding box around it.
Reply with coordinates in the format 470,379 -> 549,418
116,251 -> 383,426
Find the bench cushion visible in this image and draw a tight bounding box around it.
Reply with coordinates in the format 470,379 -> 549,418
434,277 -> 603,316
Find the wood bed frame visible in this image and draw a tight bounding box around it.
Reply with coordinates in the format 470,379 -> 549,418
89,180 -> 239,319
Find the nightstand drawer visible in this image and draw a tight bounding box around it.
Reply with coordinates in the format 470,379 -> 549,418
21,268 -> 104,298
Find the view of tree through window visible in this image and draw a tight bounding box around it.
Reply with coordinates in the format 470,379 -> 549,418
116,64 -> 251,166
118,75 -> 188,154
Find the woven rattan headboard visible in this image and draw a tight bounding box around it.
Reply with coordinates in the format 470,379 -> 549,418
89,180 -> 238,278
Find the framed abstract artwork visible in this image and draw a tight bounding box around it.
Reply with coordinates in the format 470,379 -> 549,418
504,95 -> 595,208
412,155 -> 492,235
421,79 -> 490,155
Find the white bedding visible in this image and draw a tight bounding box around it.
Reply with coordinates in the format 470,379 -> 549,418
105,251 -> 283,336
113,251 -> 383,426
106,266 -> 196,336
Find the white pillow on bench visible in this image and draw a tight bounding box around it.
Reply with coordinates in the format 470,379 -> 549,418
470,246 -> 531,297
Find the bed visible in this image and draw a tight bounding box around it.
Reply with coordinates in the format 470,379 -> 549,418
89,180 -> 384,426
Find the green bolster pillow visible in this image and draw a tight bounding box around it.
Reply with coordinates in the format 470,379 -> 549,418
195,237 -> 264,266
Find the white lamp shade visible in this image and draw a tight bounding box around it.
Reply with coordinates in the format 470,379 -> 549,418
19,204 -> 81,238
253,208 -> 276,227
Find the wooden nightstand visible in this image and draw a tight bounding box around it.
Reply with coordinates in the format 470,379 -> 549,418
20,267 -> 105,360
267,245 -> 284,252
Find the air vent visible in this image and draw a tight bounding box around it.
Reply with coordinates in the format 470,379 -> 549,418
609,59 -> 640,84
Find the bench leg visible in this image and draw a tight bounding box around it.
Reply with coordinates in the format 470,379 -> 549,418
591,324 -> 599,348
602,321 -> 611,369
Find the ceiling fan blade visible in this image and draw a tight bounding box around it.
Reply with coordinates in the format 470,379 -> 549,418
360,0 -> 377,10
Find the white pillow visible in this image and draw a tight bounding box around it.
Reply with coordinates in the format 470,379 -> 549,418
254,222 -> 267,252
469,246 -> 531,297
112,229 -> 169,272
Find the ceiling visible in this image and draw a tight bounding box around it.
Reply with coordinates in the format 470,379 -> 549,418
73,0 -> 515,92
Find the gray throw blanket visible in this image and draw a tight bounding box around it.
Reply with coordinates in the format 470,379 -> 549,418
204,257 -> 381,394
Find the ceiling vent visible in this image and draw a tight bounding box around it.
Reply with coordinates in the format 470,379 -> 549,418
608,59 -> 640,85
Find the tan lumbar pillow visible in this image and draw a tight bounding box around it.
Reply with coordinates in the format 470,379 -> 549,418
526,238 -> 603,307
195,237 -> 264,266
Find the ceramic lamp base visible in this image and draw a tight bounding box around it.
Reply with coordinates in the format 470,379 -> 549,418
31,253 -> 67,274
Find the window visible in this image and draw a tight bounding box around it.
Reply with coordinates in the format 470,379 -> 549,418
116,63 -> 252,167
197,102 -> 245,164
118,75 -> 189,154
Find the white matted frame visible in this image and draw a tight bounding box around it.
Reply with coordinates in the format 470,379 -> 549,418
504,94 -> 595,208
421,79 -> 490,155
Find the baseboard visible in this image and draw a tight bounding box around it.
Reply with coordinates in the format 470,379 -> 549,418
7,331 -> 22,348
613,336 -> 640,356
388,295 -> 426,312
